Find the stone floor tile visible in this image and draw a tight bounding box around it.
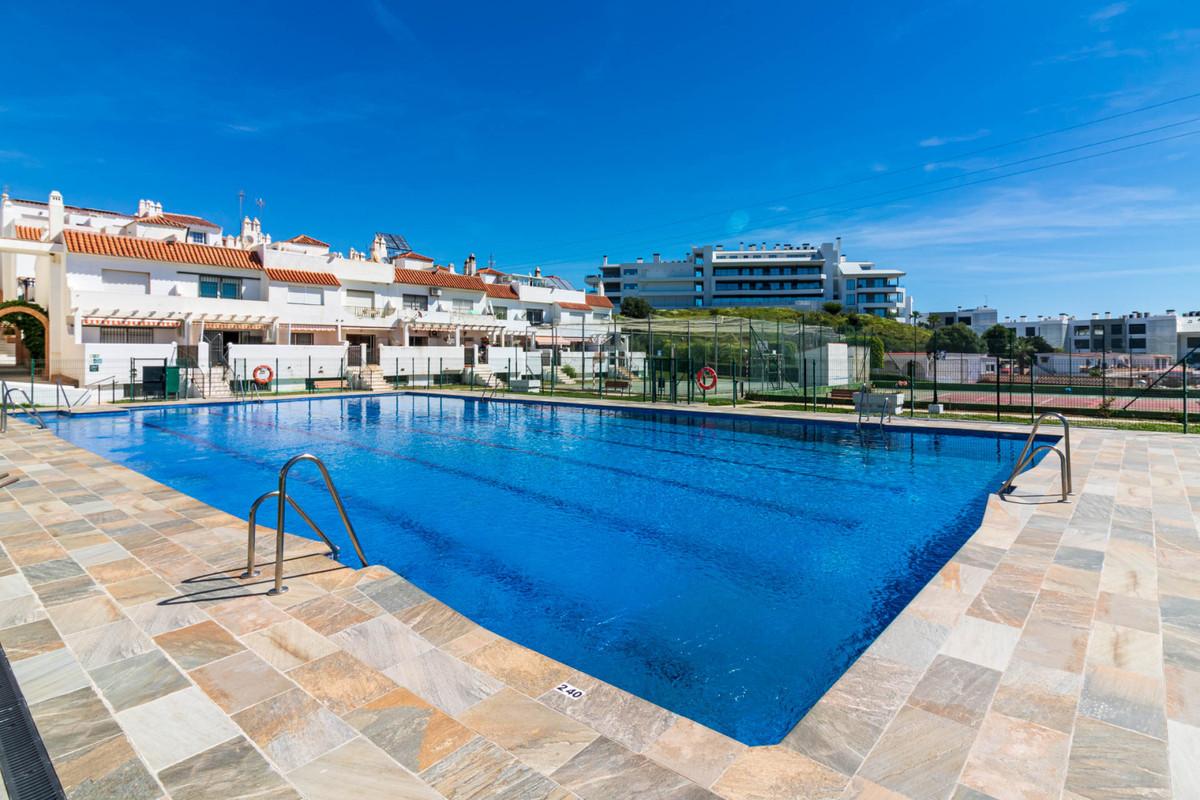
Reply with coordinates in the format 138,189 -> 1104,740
1012,618 -> 1089,674
908,655 -> 1002,728
548,735 -> 720,800
288,651 -> 396,715
538,672 -> 677,754
21,556 -> 86,586
1165,665 -> 1200,727
966,585 -> 1037,628
65,617 -> 155,670
11,647 -> 90,705
5,534 -> 67,567
858,705 -> 977,800
865,614 -> 950,673
289,737 -> 444,800
190,649 -> 294,714
939,615 -> 1022,672
344,686 -> 476,773
242,618 -> 339,671
1078,664 -> 1168,739
44,593 -> 123,635
116,686 -> 241,771
711,744 -> 848,800
397,599 -> 477,646
203,595 -> 292,635
1086,622 -> 1162,676
70,540 -> 128,567
959,712 -> 1070,800
1054,545 -> 1105,572
0,591 -> 43,629
989,658 -> 1081,734
1064,716 -> 1170,799
158,735 -> 299,800
461,688 -> 599,774
124,596 -> 209,636
86,555 -> 151,585
107,572 -> 178,606
1163,623 -> 1200,673
386,648 -> 504,717
32,574 -> 103,607
643,717 -> 743,789
90,649 -> 191,712
442,625 -> 501,659
233,687 -> 358,773
464,638 -> 573,698
1042,564 -> 1101,597
0,617 -> 63,661
287,592 -> 373,636
53,732 -> 160,800
1167,720 -> 1200,798
356,574 -> 432,614
329,614 -> 433,671
1161,594 -> 1200,633
154,619 -> 246,669
1027,589 -> 1095,630
28,686 -> 123,760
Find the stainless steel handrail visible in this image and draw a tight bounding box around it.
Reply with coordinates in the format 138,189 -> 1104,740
241,491 -> 341,578
243,454 -> 368,595
0,472 -> 18,489
1000,411 -> 1072,500
1,383 -> 47,431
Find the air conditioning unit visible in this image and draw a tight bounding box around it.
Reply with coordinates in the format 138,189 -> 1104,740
430,288 -> 443,296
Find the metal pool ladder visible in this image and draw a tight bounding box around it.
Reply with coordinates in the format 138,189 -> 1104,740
0,382 -> 48,433
241,454 -> 368,595
1000,411 -> 1072,502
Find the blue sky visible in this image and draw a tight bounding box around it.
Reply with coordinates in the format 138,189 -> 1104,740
2,0 -> 1199,317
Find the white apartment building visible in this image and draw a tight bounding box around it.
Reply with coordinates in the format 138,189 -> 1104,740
586,239 -> 912,317
925,306 -> 1000,336
1001,310 -> 1200,360
0,190 -> 614,397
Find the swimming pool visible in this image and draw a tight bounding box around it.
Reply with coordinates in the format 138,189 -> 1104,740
48,395 -> 1042,745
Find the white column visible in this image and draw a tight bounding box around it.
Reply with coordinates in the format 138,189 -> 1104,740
454,326 -> 461,346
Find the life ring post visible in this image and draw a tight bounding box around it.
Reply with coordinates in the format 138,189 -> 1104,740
695,366 -> 718,393
252,364 -> 274,386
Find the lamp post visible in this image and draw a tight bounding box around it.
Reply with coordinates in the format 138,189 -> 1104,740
909,310 -> 922,416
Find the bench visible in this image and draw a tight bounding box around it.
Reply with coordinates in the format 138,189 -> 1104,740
305,378 -> 344,391
830,388 -> 855,403
603,379 -> 631,393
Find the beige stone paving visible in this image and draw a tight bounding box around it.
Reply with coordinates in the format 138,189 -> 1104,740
0,398 -> 1196,799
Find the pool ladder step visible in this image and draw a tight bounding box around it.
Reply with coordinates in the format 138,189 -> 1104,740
242,454 -> 368,595
1000,411 -> 1072,502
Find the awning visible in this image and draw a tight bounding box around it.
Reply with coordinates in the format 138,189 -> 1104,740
82,317 -> 181,328
286,324 -> 338,333
536,335 -> 588,346
204,321 -> 268,331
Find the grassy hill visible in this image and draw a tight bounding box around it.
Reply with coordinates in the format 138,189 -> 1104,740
649,306 -> 930,352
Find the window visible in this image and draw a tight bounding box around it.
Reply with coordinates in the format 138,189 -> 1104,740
1129,338 -> 1146,349
199,275 -> 242,299
290,332 -> 314,345
694,283 -> 703,293
526,309 -> 544,325
287,285 -> 323,305
694,298 -> 704,307
1188,336 -> 1200,348
1128,323 -> 1146,334
493,306 -> 508,320
402,294 -> 428,311
100,269 -> 150,294
693,269 -> 703,278
1074,339 -> 1088,351
846,293 -> 856,305
344,289 -> 374,308
451,298 -> 473,312
188,231 -> 205,244
623,283 -> 637,290
1074,326 -> 1089,335
99,326 -> 154,344
846,279 -> 856,289
593,312 -> 606,321
1025,327 -> 1036,337
623,268 -> 638,276
1111,339 -> 1124,349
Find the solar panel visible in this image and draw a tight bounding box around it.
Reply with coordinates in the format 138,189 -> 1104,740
376,232 -> 411,258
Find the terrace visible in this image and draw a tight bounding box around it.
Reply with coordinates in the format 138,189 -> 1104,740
0,398 -> 1196,799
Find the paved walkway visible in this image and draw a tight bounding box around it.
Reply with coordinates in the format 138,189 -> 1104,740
0,402 -> 1197,799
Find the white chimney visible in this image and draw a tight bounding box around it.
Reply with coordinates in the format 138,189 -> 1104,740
370,233 -> 387,263
48,190 -> 65,237
602,255 -> 608,266
596,280 -> 605,297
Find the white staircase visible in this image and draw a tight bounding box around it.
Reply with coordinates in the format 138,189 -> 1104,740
468,364 -> 502,389
550,366 -> 578,386
202,369 -> 235,400
359,366 -> 393,391
0,338 -> 17,368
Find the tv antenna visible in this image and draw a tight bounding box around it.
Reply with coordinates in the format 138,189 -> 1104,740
238,189 -> 245,219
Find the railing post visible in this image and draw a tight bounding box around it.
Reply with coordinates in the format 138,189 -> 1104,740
995,355 -> 1001,421
1184,357 -> 1190,435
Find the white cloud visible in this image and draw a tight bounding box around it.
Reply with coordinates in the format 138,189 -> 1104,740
919,129 -> 990,147
1088,2 -> 1129,27
1038,40 -> 1147,64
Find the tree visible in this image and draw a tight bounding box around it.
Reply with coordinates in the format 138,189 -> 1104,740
982,324 -> 1016,357
619,297 -> 653,319
1023,335 -> 1054,354
869,335 -> 885,369
822,301 -> 843,316
927,323 -> 982,354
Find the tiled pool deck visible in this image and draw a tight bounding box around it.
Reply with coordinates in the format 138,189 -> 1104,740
0,399 -> 1197,799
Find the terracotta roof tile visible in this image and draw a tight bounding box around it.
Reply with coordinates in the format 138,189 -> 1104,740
397,251 -> 435,262
264,267 -> 340,287
13,225 -> 43,242
63,229 -> 261,270
484,283 -> 519,299
285,234 -> 329,247
393,268 -> 485,292
556,301 -> 592,311
585,294 -> 614,309
134,212 -> 220,229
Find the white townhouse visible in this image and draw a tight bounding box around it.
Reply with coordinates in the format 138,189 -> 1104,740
0,190 -> 613,397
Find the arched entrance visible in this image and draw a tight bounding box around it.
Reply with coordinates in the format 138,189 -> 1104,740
0,302 -> 50,379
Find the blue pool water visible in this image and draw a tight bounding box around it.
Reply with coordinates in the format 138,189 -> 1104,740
48,395 -> 1042,744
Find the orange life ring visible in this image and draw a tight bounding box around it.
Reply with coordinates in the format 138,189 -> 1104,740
696,366 -> 718,391
251,364 -> 274,386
